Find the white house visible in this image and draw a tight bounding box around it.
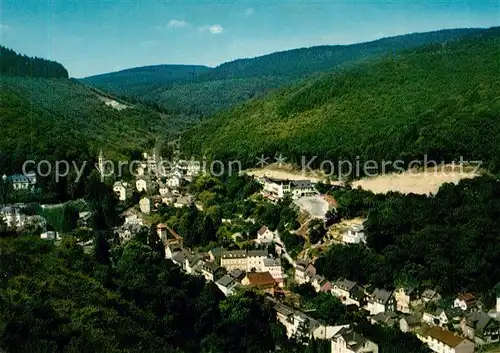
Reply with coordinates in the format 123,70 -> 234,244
158,184 -> 170,196
290,180 -> 317,199
366,289 -> 396,315
139,197 -> 151,214
166,174 -> 182,189
270,298 -> 346,339
0,206 -> 27,228
394,286 -> 419,314
342,224 -> 366,244
332,279 -> 365,306
136,165 -> 146,177
261,178 -> 291,200
186,160 -> 202,177
115,223 -> 142,243
113,181 -> 132,201
331,327 -> 379,353
294,261 -> 316,285
216,275 -> 238,296
421,288 -> 442,303
417,326 -> 474,353
262,257 -> 284,286
8,173 -> 36,190
246,249 -> 268,272
454,293 -> 477,312
123,213 -> 143,226
422,308 -> 464,328
185,253 -> 204,275
40,231 -> 58,240
136,178 -> 148,193
200,261 -> 225,282
256,226 -> 275,244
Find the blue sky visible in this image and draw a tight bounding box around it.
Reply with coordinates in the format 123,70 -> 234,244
1,0 -> 499,78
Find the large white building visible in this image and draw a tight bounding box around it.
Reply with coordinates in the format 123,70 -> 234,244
342,224 -> 366,244
219,249 -> 279,274
417,326 -> 474,353
7,173 -> 36,191
260,177 -> 317,201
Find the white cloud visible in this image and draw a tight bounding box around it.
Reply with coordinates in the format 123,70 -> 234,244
199,24 -> 224,34
0,24 -> 11,32
244,8 -> 254,16
167,19 -> 188,28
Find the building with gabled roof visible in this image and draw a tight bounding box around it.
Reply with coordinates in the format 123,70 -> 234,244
331,327 -> 379,353
454,293 -> 478,312
241,271 -> 276,293
256,226 -> 275,244
201,261 -> 225,282
417,326 -> 474,353
367,288 -> 395,315
461,310 -> 500,345
216,275 -> 238,296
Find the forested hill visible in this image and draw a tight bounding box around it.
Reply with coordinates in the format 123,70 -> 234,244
0,76 -> 172,175
202,28 -> 482,80
182,27 -> 500,173
0,45 -> 68,78
81,28 -> 482,116
80,64 -> 212,103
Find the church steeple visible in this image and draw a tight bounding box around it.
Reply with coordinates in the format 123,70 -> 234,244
97,149 -> 107,177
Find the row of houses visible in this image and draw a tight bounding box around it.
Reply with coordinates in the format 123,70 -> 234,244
294,260 -> 500,352
268,296 -> 381,353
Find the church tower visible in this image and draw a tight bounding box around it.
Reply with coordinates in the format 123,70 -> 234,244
97,149 -> 106,177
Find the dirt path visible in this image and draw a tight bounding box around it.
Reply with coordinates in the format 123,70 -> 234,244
245,163 -> 479,195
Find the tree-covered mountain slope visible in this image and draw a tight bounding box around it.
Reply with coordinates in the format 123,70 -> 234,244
80,64 -> 212,102
0,75 -> 173,173
0,45 -> 68,78
81,28 -> 482,117
181,27 -> 500,172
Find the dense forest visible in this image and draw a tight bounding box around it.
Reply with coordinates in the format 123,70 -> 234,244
0,46 -> 68,78
0,46 -> 190,177
0,76 -> 177,175
182,27 -> 500,173
0,229 -> 285,352
316,176 -> 500,296
81,28 -> 480,117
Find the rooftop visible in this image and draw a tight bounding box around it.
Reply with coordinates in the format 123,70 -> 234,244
291,180 -> 313,188
222,250 -> 247,259
372,288 -> 393,305
244,271 -> 275,286
217,275 -> 235,288
335,278 -> 358,292
335,328 -> 371,351
423,326 -> 468,348
203,261 -> 222,273
257,226 -> 269,235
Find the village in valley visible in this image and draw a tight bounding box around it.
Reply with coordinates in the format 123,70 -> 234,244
1,148 -> 499,353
